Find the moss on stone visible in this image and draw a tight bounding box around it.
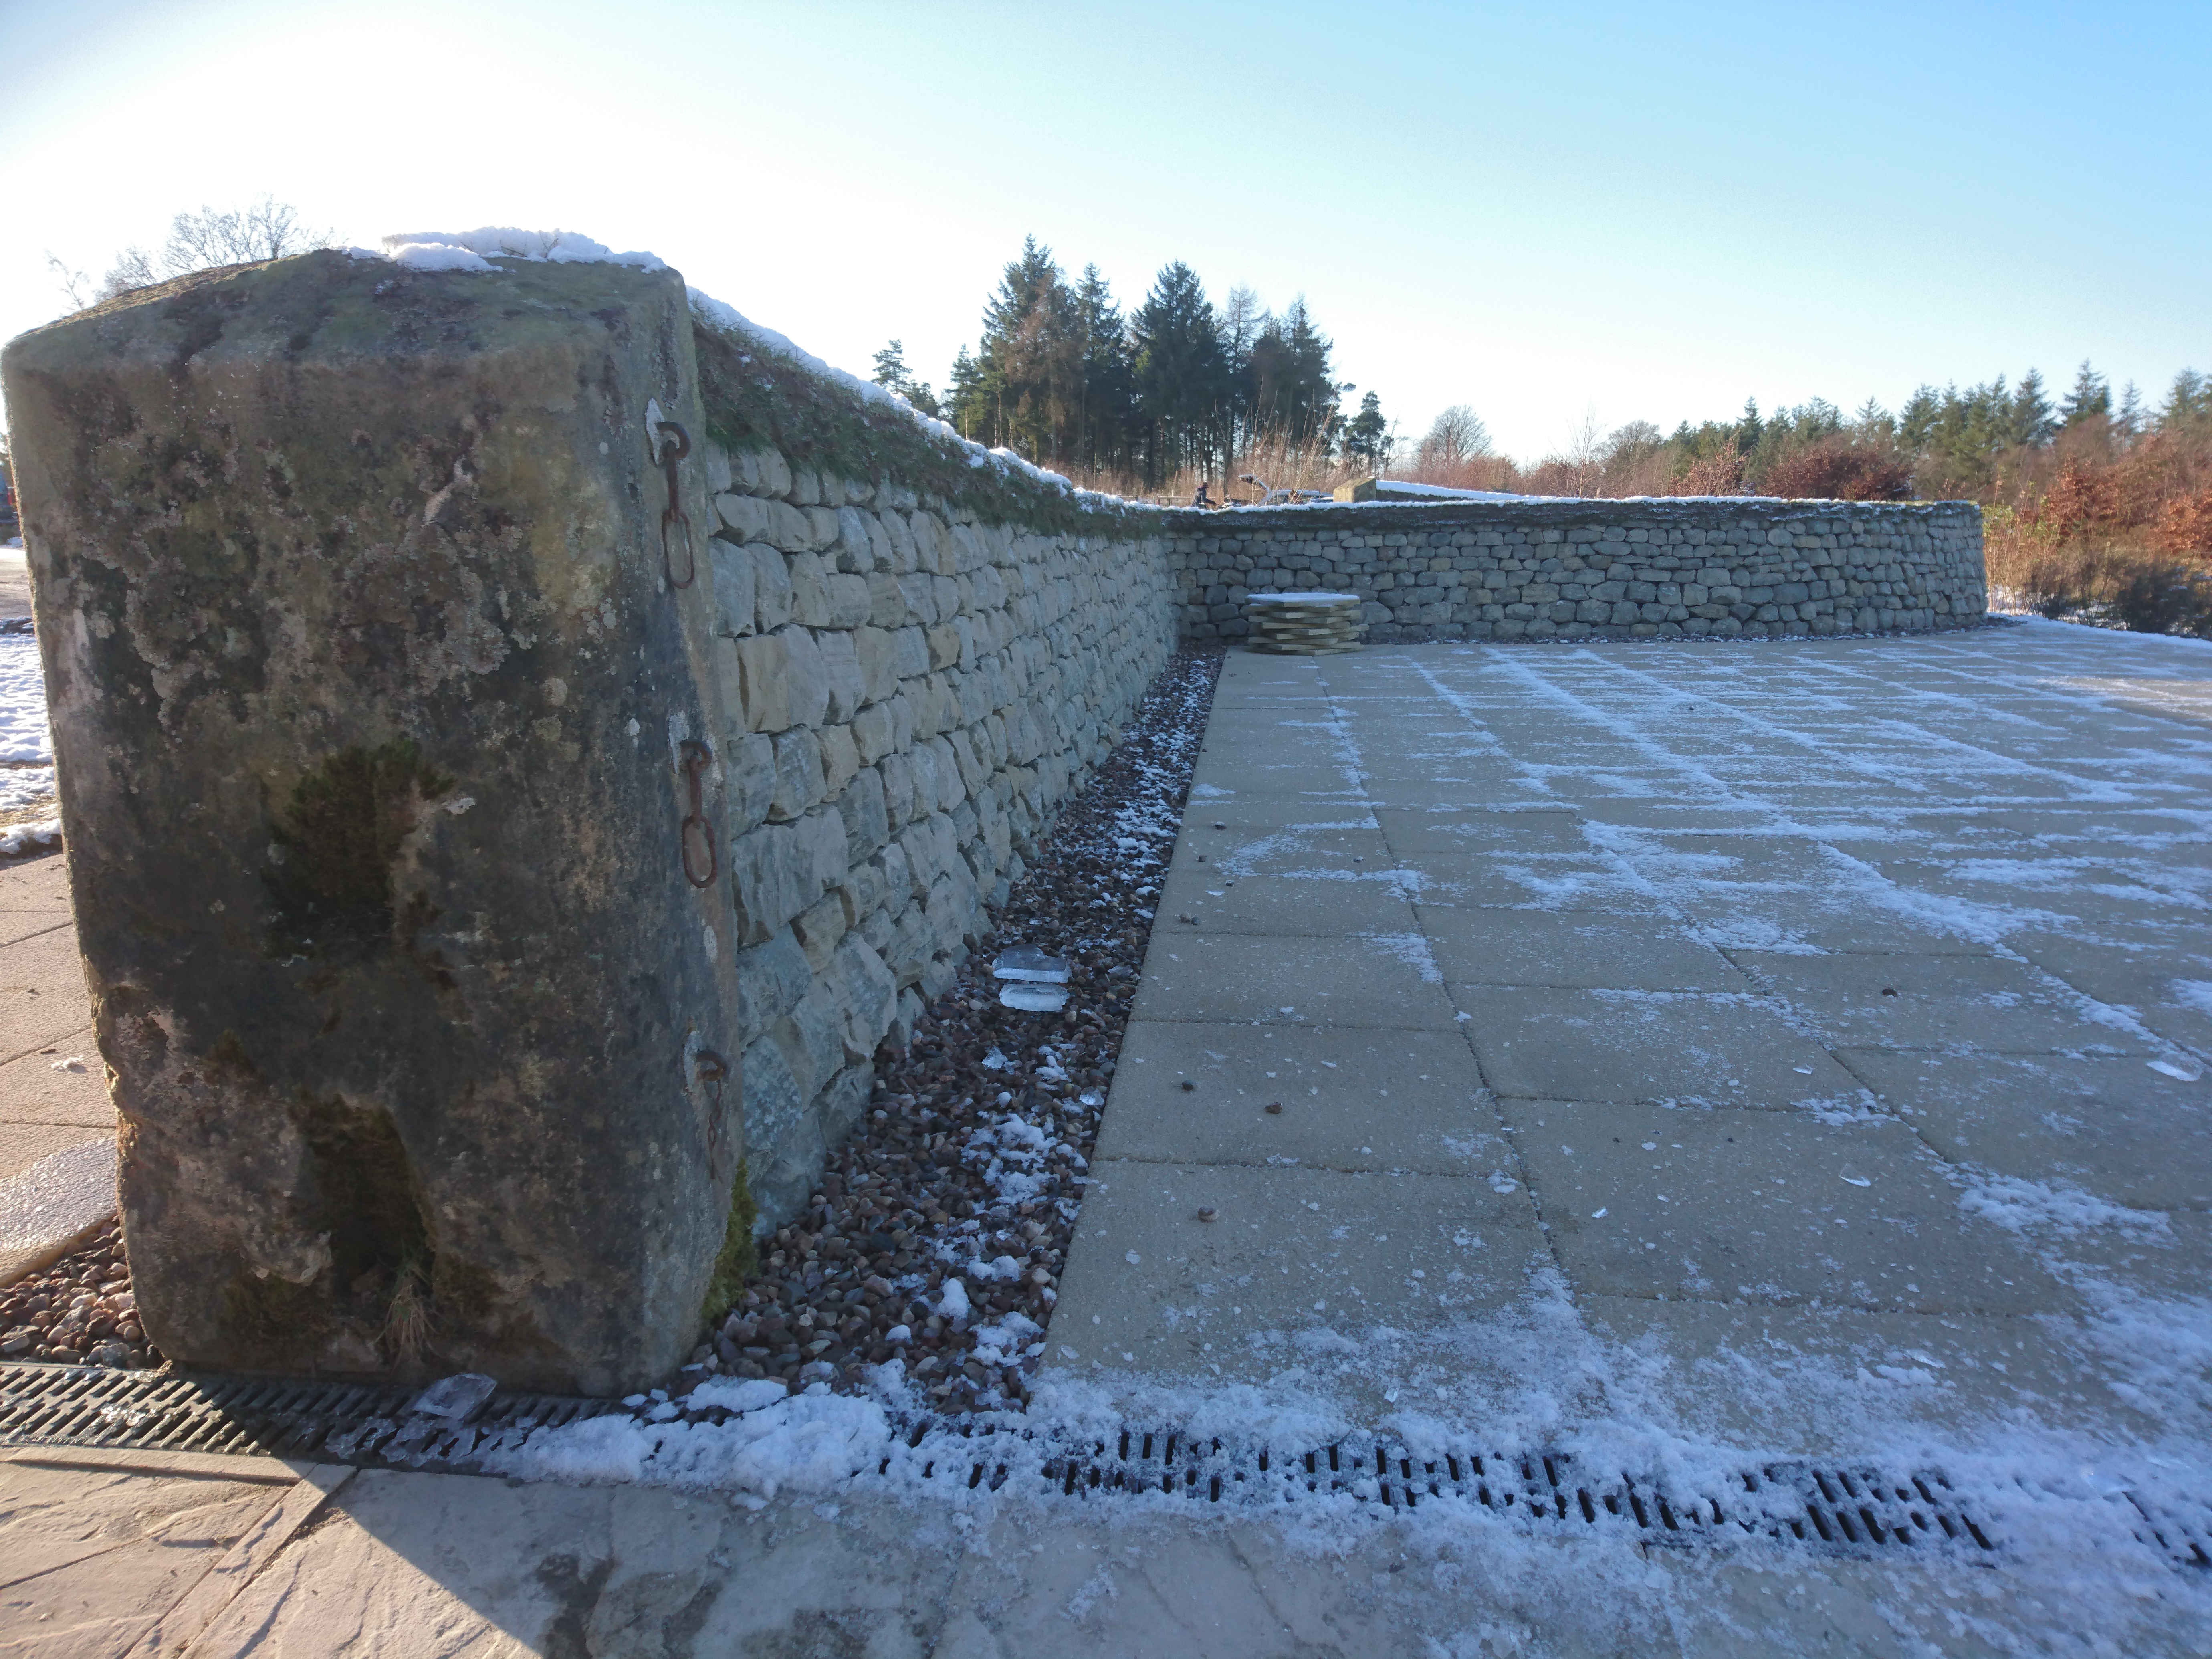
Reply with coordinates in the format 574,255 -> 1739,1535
691,318 -> 1163,538
701,1158 -> 758,1324
218,1268 -> 327,1361
265,739 -> 454,960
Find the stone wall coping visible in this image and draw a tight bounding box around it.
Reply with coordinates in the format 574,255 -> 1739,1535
1164,496 -> 1979,535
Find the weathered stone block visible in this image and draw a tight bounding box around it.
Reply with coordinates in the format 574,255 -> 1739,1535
817,722 -> 860,797
731,822 -> 815,943
0,253 -> 747,1393
768,728 -> 825,822
707,537 -> 755,637
734,927 -> 813,1037
816,630 -> 866,723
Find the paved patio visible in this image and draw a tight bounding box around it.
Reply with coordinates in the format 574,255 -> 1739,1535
5,619 -> 2211,1654
1048,622 -> 2212,1453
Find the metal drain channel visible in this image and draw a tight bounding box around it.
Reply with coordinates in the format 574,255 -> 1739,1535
8,1362 -> 2209,1568
915,1419 -> 1994,1556
0,1361 -> 620,1470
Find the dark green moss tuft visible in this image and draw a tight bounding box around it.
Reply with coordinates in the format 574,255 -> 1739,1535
692,319 -> 1164,538
265,739 -> 454,960
701,1158 -> 758,1324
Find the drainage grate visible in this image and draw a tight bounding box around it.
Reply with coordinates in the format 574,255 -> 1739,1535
8,1361 -> 2151,1565
0,1361 -> 619,1472
899,1420 -> 1996,1556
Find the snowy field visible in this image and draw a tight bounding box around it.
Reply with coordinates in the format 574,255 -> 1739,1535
488,618 -> 2212,1651
0,620 -> 57,849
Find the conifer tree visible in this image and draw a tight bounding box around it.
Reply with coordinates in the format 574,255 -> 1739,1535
1132,262 -> 1229,486
2060,360 -> 2111,426
1073,264 -> 1137,474
1344,392 -> 1391,466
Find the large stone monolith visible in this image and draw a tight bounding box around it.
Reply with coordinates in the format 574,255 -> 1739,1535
2,253 -> 748,1393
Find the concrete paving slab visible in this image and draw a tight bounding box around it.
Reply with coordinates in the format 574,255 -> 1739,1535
0,1121 -> 99,1183
1395,849 -> 1671,913
1457,987 -> 1862,1106
1509,1100 -> 2065,1315
185,1467 -> 967,1658
0,916 -> 68,953
0,1138 -> 116,1285
1369,805 -> 1585,854
1094,1021 -> 1501,1175
0,1032 -> 110,1132
1045,1160 -> 1548,1404
0,930 -> 91,1066
0,854 -> 69,914
1837,1047 -> 2212,1210
1576,1293 -> 2158,1449
1156,872 -> 1423,937
2001,928 -> 2212,1055
1130,933 -> 1462,1030
1421,907 -> 1748,991
0,1455 -> 296,1656
1735,949 -> 2158,1055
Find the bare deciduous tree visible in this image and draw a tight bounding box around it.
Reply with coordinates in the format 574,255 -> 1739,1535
47,197 -> 331,311
1415,404 -> 1494,468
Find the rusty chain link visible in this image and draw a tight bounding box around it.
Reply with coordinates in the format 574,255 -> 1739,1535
678,738 -> 716,887
656,419 -> 695,589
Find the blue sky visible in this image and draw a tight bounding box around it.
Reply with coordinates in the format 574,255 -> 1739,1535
4,0 -> 2206,461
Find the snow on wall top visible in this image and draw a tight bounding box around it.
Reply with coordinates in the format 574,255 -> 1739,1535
357,228 -> 1131,513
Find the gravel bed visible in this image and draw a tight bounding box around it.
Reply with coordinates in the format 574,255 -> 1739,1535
1,650 -> 1221,1412
0,1218 -> 160,1367
687,647 -> 1221,1415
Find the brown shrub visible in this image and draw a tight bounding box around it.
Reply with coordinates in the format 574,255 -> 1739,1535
2155,488 -> 2212,557
1759,437 -> 1913,501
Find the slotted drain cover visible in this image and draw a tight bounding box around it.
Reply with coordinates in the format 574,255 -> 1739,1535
0,1361 -> 616,1472
0,1362 -> 2020,1560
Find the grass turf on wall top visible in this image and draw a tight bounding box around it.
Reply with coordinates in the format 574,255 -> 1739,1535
690,316 -> 1161,538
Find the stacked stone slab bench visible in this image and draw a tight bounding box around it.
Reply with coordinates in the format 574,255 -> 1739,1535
1,252 -> 1172,1391
1244,591 -> 1364,654
1167,497 -> 1985,644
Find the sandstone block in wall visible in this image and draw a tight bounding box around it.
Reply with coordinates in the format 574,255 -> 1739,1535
724,732 -> 777,836
837,766 -> 891,864
0,253 -> 747,1393
828,934 -> 898,1064
732,822 -> 817,944
727,446 -> 794,499
850,702 -> 896,766
750,543 -> 795,632
791,891 -> 850,974
708,538 -> 755,637
768,729 -> 825,822
780,626 -> 832,728
735,928 -> 813,1038
787,551 -> 832,627
817,630 -> 866,723
818,723 -> 860,797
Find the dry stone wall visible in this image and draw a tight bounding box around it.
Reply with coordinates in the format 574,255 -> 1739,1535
692,436 -> 1172,1223
1165,498 -> 1985,644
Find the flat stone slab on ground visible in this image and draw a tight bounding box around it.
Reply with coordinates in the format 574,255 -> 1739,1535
1094,1021 -> 1500,1176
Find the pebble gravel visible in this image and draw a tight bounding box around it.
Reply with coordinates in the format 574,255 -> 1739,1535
688,647 -> 1222,1415
0,1219 -> 160,1368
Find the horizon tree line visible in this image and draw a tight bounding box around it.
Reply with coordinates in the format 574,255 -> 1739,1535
869,238 -> 1393,492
